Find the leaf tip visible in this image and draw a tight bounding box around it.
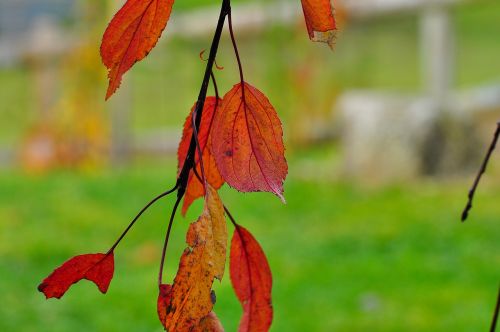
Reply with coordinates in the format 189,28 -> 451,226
37,282 -> 53,299
278,194 -> 286,204
105,80 -> 119,101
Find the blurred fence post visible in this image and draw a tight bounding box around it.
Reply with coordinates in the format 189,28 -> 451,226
334,0 -> 500,181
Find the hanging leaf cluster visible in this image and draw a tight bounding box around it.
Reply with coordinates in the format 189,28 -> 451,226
38,0 -> 336,331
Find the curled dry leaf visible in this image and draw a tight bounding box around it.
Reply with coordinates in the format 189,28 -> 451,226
192,312 -> 225,332
301,0 -> 337,47
101,0 -> 174,99
163,185 -> 227,331
177,97 -> 224,215
157,284 -> 172,328
158,285 -> 224,332
230,226 -> 273,332
211,82 -> 288,201
38,253 -> 114,299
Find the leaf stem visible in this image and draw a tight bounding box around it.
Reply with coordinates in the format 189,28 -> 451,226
223,205 -> 238,228
158,193 -> 182,285
228,8 -> 245,84
211,71 -> 220,100
107,184 -> 178,254
192,107 -> 207,187
461,122 -> 500,222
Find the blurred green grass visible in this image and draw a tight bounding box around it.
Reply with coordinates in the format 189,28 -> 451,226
0,153 -> 499,331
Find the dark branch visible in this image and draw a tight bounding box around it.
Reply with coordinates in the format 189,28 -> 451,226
491,285 -> 500,332
176,0 -> 231,199
155,0 -> 231,281
461,122 -> 500,222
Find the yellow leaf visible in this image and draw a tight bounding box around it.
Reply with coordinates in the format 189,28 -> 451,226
163,185 -> 227,331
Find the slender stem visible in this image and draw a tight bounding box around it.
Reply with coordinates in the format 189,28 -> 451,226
192,108 -> 207,187
228,9 -> 244,84
211,71 -> 220,100
192,164 -> 204,184
106,184 -> 178,254
158,194 -> 182,285
223,205 -> 238,228
461,122 -> 500,222
491,285 -> 500,332
208,71 -> 220,133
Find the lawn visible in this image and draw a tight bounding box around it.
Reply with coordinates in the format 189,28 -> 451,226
0,153 -> 499,331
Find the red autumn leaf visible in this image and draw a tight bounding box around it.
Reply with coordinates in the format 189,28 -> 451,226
211,82 -> 287,201
38,253 -> 114,299
230,225 -> 273,332
178,97 -> 224,215
163,185 -> 227,331
301,0 -> 337,47
101,0 -> 174,99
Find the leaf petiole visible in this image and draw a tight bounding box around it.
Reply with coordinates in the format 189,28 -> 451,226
106,184 -> 178,254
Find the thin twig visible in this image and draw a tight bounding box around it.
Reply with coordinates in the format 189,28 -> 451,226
211,71 -> 220,100
223,205 -> 238,228
192,107 -> 207,186
461,122 -> 500,222
106,184 -> 178,254
491,285 -> 500,332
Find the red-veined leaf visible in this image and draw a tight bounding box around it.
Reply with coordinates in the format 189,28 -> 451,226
230,225 -> 273,332
177,97 -> 224,215
38,252 -> 114,299
101,0 -> 174,99
163,185 -> 227,331
301,0 -> 337,47
211,82 -> 287,201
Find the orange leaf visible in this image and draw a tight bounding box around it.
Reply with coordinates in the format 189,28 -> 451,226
38,253 -> 114,299
163,185 -> 227,331
177,97 -> 224,215
101,0 -> 174,99
230,226 -> 273,332
211,82 -> 287,201
301,0 -> 337,47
